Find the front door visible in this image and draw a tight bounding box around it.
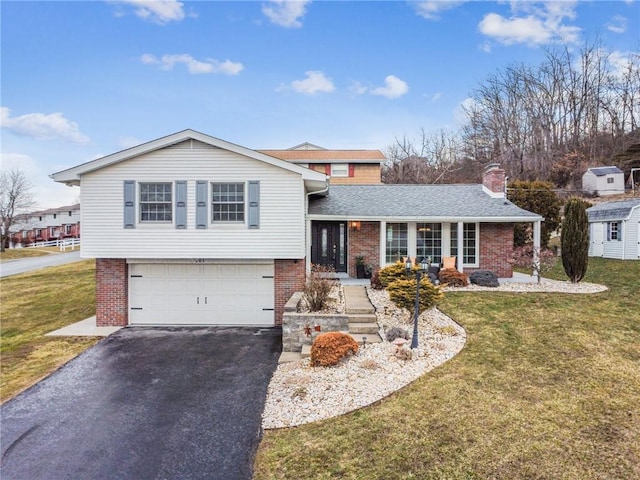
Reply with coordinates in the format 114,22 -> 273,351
311,222 -> 347,272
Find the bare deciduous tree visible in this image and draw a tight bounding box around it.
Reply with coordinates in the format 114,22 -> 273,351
1,169 -> 35,252
382,129 -> 463,184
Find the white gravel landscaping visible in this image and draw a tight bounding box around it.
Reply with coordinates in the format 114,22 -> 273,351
262,278 -> 608,430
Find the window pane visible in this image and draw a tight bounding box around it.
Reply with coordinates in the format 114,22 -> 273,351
212,183 -> 245,223
416,223 -> 442,264
386,223 -> 408,263
140,183 -> 172,222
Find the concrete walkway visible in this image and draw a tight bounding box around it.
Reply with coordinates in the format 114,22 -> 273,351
46,316 -> 122,337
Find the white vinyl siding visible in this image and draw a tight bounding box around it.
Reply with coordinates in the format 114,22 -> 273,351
79,143 -> 306,259
589,206 -> 640,260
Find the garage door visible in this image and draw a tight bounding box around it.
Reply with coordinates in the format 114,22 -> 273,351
128,263 -> 274,326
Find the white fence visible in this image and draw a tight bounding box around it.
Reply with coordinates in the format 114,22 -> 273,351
25,238 -> 81,251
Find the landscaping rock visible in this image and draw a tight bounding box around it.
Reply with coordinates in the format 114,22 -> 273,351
469,270 -> 500,287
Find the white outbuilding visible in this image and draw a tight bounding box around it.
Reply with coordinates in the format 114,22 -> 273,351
582,166 -> 625,196
587,199 -> 640,260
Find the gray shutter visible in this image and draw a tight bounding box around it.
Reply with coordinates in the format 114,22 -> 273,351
618,222 -> 623,241
248,181 -> 260,229
175,181 -> 187,229
196,181 -> 208,229
607,222 -> 611,241
124,180 -> 135,229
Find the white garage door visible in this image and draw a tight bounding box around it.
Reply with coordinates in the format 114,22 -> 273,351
128,262 -> 274,326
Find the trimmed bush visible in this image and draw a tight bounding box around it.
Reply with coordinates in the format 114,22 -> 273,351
438,268 -> 469,287
378,261 -> 418,287
387,276 -> 444,316
385,326 -> 410,342
310,332 -> 359,367
469,270 -> 499,287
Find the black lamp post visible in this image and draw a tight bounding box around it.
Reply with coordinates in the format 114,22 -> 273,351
405,257 -> 430,349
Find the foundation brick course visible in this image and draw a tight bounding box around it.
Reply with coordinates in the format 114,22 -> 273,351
96,258 -> 128,327
274,259 -> 306,326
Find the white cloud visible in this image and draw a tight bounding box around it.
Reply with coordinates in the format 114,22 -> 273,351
112,0 -> 186,24
288,71 -> 335,95
141,54 -> 243,75
262,0 -> 310,28
413,1 -> 466,20
607,15 -> 627,34
0,107 -> 90,144
431,92 -> 443,102
1,152 -> 80,210
349,80 -> 368,95
454,97 -> 476,126
370,75 -> 409,99
608,50 -> 639,79
478,1 -> 581,46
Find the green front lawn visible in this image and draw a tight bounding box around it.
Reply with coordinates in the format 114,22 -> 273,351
0,247 -> 62,262
0,260 -> 100,403
254,258 -> 640,479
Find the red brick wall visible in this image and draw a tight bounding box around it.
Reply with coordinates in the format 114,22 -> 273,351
96,258 -> 128,327
348,222 -> 380,276
465,223 -> 514,277
274,259 -> 306,326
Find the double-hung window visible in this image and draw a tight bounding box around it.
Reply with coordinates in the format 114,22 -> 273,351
212,183 -> 245,223
140,183 -> 172,222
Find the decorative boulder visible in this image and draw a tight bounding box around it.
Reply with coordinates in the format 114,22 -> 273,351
469,270 -> 500,287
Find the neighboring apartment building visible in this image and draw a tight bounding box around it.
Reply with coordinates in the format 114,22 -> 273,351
259,142 -> 385,184
9,204 -> 80,246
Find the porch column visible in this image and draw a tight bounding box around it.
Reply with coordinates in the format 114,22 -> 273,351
379,220 -> 386,267
457,221 -> 464,272
533,220 -> 541,280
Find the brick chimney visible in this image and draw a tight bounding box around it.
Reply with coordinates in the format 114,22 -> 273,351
482,163 -> 506,197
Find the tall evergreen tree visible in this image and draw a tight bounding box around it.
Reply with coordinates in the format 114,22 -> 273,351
561,198 -> 590,283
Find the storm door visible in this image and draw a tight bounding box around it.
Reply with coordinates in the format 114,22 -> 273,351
311,222 -> 347,272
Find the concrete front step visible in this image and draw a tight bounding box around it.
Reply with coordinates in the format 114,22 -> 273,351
343,286 -> 375,314
348,322 -> 379,334
347,313 -> 377,324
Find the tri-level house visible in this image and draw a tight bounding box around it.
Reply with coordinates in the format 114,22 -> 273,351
9,204 -> 80,247
51,129 -> 542,328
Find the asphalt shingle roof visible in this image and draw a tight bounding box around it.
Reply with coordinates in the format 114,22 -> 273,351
587,166 -> 624,176
587,199 -> 640,222
308,184 -> 542,220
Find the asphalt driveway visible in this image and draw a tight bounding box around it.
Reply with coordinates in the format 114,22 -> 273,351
0,326 -> 281,480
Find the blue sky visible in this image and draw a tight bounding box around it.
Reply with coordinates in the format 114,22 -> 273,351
1,0 -> 638,208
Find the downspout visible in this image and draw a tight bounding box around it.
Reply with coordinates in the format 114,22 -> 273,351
305,182 -> 330,273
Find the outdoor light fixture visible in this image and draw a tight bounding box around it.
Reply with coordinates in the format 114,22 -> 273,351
406,258 -> 430,349
349,221 -> 361,230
